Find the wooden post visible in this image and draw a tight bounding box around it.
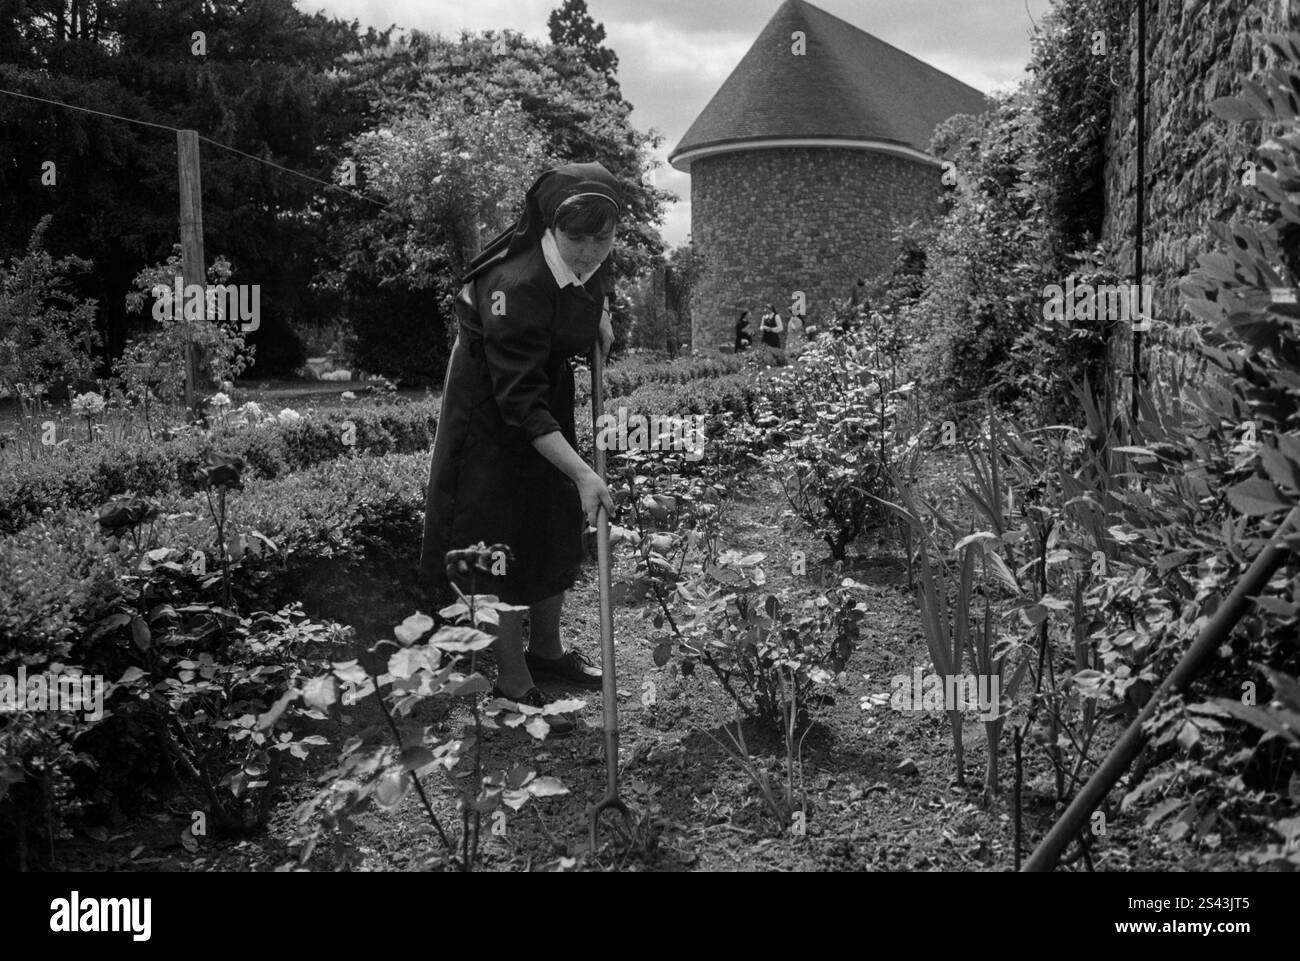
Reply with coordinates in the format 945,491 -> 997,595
177,129 -> 203,414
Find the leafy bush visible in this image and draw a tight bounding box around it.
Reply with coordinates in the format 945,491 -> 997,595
117,248 -> 254,406
292,589 -> 578,872
0,215 -> 99,411
759,325 -> 907,559
0,399 -> 438,535
0,448 -> 433,864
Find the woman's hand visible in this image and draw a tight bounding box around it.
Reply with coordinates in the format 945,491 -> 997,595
576,468 -> 615,528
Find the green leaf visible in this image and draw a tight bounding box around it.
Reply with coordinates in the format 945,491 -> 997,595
394,612 -> 434,645
130,615 -> 151,651
387,647 -> 428,680
256,689 -> 298,730
1208,96 -> 1262,122
1211,698 -> 1300,745
652,642 -> 672,667
1144,797 -> 1185,829
302,675 -> 337,711
92,612 -> 131,640
1261,443 -> 1300,491
1227,477 -> 1291,516
527,776 -> 568,798
332,660 -> 368,684
1021,604 -> 1049,626
542,698 -> 585,715
983,552 -> 1022,595
445,673 -> 491,697
1253,595 -> 1299,617
398,746 -> 436,772
375,770 -> 410,809
431,626 -> 494,652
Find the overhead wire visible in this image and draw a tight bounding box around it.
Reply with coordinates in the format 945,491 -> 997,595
0,84 -> 389,209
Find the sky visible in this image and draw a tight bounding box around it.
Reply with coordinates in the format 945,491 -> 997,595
306,0 -> 1055,247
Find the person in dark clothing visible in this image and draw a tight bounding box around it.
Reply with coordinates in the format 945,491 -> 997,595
733,310 -> 752,352
420,162 -> 622,729
759,303 -> 783,348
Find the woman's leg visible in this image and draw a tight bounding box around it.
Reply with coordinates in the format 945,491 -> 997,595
526,591 -> 565,659
494,608 -> 534,698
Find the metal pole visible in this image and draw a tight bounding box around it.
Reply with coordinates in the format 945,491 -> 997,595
1130,0 -> 1146,424
1024,506 -> 1300,871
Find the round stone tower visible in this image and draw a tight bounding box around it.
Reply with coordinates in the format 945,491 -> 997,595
669,0 -> 990,350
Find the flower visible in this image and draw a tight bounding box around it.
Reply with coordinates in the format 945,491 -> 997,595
341,391 -> 356,401
208,392 -> 231,409
277,408 -> 302,425
72,391 -> 106,417
238,401 -> 265,420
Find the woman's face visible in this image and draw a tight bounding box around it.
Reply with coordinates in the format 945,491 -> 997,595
553,225 -> 616,278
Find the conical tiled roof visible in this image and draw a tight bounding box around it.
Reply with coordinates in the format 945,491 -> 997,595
669,0 -> 991,171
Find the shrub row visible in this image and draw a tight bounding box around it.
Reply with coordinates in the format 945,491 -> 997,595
574,351 -> 751,406
0,401 -> 438,536
0,450 -> 432,665
3,366 -> 782,663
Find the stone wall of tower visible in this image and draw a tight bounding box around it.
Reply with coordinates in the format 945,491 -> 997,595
689,146 -> 941,350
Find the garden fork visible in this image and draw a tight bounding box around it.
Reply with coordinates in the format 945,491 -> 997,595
587,340 -> 634,853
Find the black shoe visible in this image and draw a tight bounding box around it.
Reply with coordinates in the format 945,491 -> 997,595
488,685 -> 576,736
524,649 -> 603,689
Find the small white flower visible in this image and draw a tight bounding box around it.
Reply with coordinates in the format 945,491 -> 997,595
72,391 -> 106,416
277,408 -> 302,425
208,392 -> 231,409
238,401 -> 265,420
341,391 -> 356,401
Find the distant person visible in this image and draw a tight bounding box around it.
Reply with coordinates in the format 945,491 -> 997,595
734,310 -> 752,352
759,303 -> 783,348
786,308 -> 804,349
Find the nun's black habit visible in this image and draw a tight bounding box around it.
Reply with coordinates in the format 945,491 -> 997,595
420,162 -> 623,606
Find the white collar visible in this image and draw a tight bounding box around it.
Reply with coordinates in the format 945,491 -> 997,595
542,229 -> 598,288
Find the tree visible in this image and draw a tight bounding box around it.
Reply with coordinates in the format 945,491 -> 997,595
665,242 -> 707,354
0,215 -> 100,420
547,0 -> 619,93
320,27 -> 666,384
0,0 -> 388,376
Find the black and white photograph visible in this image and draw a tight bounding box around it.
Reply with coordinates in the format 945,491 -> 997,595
0,0 -> 1296,924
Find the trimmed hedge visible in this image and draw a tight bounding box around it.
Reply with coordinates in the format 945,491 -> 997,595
0,401 -> 438,536
0,451 -> 432,663
574,352 -> 752,407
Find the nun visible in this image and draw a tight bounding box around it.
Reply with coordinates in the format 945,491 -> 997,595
420,161 -> 622,733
